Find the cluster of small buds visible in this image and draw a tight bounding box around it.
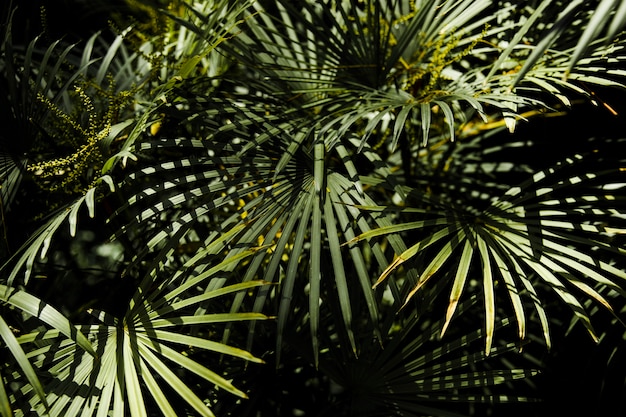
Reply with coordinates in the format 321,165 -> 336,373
26,82 -> 124,195
400,26 -> 488,98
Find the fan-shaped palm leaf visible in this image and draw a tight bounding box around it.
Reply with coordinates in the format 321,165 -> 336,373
1,284 -> 96,417
306,294 -> 540,417
214,0 -> 626,154
349,145 -> 626,354
8,249 -> 269,417
218,0 -> 513,149
99,0 -> 255,175
109,131 -> 417,365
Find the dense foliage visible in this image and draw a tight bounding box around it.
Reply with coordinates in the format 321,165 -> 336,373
1,0 -> 626,416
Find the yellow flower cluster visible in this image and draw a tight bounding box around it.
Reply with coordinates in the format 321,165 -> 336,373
26,79 -> 133,195
399,26 -> 488,100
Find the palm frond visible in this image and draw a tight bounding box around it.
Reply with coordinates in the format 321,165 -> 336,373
508,0 -> 626,80
8,258 -> 269,417
100,0 -> 252,175
1,175 -> 114,286
350,141 -> 626,353
309,294 -> 540,417
220,0 -> 626,151
220,0 -> 514,150
110,133 -> 414,365
1,284 -> 96,417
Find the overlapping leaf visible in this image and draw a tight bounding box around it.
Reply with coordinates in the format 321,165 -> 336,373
215,0 -> 626,154
110,132 -> 417,365
349,145 -> 626,354
309,294 -> 539,417
3,0 -> 626,415
0,284 -> 96,417
8,251 -> 269,417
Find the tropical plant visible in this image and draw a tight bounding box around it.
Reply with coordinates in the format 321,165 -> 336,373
1,0 -> 625,416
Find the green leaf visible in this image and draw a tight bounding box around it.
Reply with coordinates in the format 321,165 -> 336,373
141,333 -> 248,398
476,235 -> 495,356
147,330 -> 264,363
0,315 -> 48,412
403,228 -> 466,307
0,285 -> 95,357
309,142 -> 325,365
157,280 -> 271,319
376,226 -> 460,288
441,239 -> 474,337
148,313 -> 269,328
136,343 -> 217,417
138,359 -> 178,417
123,331 -> 147,417
566,0 -> 621,77
323,188 -> 356,354
488,242 -> 527,341
511,1 -> 583,88
0,375 -> 11,417
276,190 -> 314,361
606,0 -> 626,41
485,0 -> 553,84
